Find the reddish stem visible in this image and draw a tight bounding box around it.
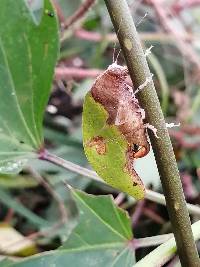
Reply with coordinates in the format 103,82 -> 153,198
143,207 -> 165,224
148,0 -> 200,72
53,0 -> 65,23
172,0 -> 200,14
63,0 -> 96,29
55,67 -> 102,79
74,28 -> 196,43
132,200 -> 145,227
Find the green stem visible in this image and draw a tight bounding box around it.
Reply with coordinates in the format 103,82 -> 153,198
135,219 -> 200,266
190,88 -> 200,120
104,0 -> 199,266
39,150 -> 200,217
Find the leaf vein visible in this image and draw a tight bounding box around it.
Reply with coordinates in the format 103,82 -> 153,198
74,193 -> 127,241
0,37 -> 37,148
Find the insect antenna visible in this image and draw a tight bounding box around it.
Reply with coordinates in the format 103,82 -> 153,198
112,12 -> 148,64
112,18 -> 123,64
112,13 -> 148,64
135,12 -> 148,27
114,48 -> 122,64
112,42 -> 117,64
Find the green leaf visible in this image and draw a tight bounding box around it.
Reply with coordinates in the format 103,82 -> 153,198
7,190 -> 135,267
0,0 -> 59,174
0,258 -> 14,267
82,93 -> 145,200
61,189 -> 133,247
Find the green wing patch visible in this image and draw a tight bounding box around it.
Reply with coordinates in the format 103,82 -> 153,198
83,93 -> 145,200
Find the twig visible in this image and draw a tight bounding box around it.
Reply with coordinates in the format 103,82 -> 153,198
149,0 -> 200,73
133,234 -> 173,249
132,199 -> 145,227
3,208 -> 14,224
181,172 -> 198,199
38,150 -> 200,217
182,125 -> 200,135
169,129 -> 200,149
53,0 -> 65,23
63,0 -> 95,29
73,29 -> 198,43
28,167 -> 68,224
74,29 -> 116,42
104,0 -> 199,266
143,207 -> 165,224
134,219 -> 200,266
55,67 -> 102,79
114,192 -> 125,206
172,0 -> 200,14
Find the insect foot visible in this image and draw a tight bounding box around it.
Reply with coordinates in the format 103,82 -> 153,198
166,122 -> 180,128
134,73 -> 154,95
144,123 -> 159,138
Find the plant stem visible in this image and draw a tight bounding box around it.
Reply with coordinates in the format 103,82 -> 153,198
134,234 -> 173,249
39,150 -> 200,216
63,0 -> 95,29
135,220 -> 200,267
104,0 -> 199,266
55,67 -> 102,79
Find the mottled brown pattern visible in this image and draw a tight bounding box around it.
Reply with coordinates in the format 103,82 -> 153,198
91,63 -> 149,156
87,136 -> 106,155
90,63 -> 150,186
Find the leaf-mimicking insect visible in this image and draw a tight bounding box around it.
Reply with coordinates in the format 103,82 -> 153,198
91,62 -> 150,156
83,62 -> 152,199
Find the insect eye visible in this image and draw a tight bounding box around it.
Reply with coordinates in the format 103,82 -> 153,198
132,144 -> 141,152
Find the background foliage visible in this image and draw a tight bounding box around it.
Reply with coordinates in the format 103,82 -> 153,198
0,0 -> 200,266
